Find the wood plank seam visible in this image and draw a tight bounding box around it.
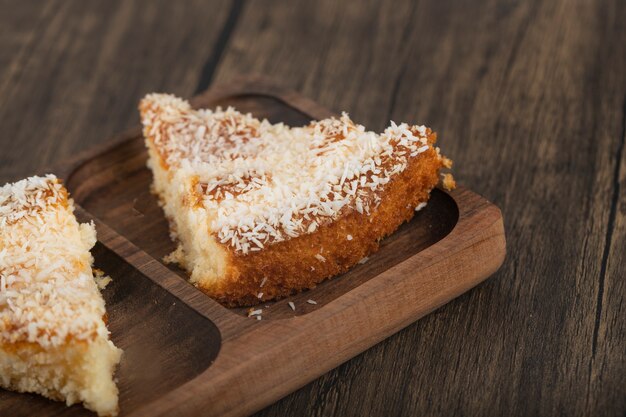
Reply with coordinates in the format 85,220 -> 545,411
195,0 -> 247,93
384,0 -> 418,125
592,94 -> 626,357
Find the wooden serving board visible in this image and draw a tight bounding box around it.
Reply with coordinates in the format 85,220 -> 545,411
2,76 -> 506,417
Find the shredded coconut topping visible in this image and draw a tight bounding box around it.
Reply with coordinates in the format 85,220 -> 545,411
141,94 -> 439,255
0,175 -> 109,347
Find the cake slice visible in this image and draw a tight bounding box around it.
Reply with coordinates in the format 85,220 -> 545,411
140,94 -> 454,307
0,175 -> 122,416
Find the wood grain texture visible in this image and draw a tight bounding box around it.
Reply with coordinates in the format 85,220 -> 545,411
5,82 -> 501,417
0,0 -> 232,181
0,0 -> 624,416
0,79 -> 505,417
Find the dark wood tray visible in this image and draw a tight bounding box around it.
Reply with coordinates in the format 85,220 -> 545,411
2,77 -> 506,417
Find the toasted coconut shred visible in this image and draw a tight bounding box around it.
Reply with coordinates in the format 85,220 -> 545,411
0,175 -> 109,348
141,94 -> 449,255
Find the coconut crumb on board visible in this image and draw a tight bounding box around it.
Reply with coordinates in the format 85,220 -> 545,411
163,245 -> 184,264
442,173 -> 456,191
247,308 -> 262,317
93,269 -> 113,290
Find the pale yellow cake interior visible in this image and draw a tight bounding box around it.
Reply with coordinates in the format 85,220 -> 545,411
0,175 -> 122,416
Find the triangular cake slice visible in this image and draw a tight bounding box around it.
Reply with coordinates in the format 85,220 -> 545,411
140,94 -> 454,306
0,175 -> 122,416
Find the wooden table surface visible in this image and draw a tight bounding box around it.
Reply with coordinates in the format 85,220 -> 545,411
1,1 -> 624,416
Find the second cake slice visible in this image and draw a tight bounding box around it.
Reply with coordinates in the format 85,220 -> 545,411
0,175 -> 122,416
